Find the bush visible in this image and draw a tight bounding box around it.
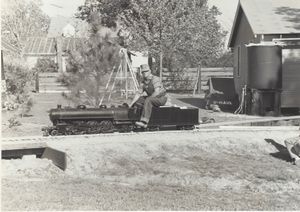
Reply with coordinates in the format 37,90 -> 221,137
163,68 -> 194,91
8,115 -> 21,128
33,58 -> 58,73
3,58 -> 35,114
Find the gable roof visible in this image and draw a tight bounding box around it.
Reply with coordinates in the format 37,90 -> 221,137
22,37 -> 85,56
1,39 -> 21,55
228,0 -> 300,47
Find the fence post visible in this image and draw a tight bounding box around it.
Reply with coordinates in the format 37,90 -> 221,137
56,37 -> 63,73
35,72 -> 39,93
197,65 -> 202,94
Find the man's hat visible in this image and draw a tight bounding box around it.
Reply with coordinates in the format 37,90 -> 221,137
140,64 -> 151,73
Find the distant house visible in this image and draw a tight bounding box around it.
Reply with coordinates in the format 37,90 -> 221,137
47,16 -> 89,38
1,39 -> 21,56
22,16 -> 121,72
22,37 -> 83,71
228,0 -> 300,109
47,15 -> 118,38
62,23 -> 76,37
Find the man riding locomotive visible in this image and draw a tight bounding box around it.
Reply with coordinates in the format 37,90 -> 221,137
130,64 -> 168,128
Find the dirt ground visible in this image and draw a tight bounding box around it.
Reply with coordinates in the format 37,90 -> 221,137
2,130 -> 300,210
2,92 -> 300,210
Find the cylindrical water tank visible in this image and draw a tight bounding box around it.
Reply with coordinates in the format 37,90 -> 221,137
247,44 -> 282,89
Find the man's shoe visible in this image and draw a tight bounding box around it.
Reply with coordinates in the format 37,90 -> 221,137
135,121 -> 147,128
294,158 -> 300,166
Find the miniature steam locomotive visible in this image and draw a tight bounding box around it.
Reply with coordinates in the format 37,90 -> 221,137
42,103 -> 199,136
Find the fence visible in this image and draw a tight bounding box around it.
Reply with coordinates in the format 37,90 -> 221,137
162,67 -> 233,93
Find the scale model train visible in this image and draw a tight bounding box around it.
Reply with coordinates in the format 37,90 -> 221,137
42,103 -> 200,136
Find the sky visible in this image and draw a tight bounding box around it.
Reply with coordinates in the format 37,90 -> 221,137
208,0 -> 239,45
41,0 -> 239,29
40,0 -> 239,44
41,0 -> 85,17
208,0 -> 239,32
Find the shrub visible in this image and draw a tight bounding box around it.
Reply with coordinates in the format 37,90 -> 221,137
3,58 -> 35,114
8,115 -> 21,128
33,58 -> 58,73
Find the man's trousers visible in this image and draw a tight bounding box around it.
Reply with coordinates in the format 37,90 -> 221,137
137,96 -> 167,123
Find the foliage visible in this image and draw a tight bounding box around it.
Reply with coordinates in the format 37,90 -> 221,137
8,116 -> 22,128
5,60 -> 34,96
1,0 -> 50,50
33,58 -> 58,73
61,23 -> 121,106
77,0 -> 226,73
206,51 -> 234,67
3,58 -> 35,114
163,68 -> 195,91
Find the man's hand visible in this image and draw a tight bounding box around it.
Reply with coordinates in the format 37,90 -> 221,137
129,93 -> 140,108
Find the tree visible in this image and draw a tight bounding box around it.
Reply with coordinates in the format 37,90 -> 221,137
60,22 -> 121,106
206,51 -> 234,68
1,0 -> 49,113
1,0 -> 50,50
77,0 -> 226,73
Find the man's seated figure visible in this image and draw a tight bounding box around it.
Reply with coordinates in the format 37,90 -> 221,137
130,64 -> 167,128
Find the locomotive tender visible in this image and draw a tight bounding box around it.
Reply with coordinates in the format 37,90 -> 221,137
42,103 -> 199,136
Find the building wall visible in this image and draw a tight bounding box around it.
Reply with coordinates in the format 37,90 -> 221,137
281,47 -> 300,108
232,11 -> 300,108
232,10 -> 257,99
26,56 -> 40,69
264,34 -> 300,41
263,35 -> 300,108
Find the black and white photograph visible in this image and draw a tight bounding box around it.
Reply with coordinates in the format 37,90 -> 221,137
1,0 -> 300,210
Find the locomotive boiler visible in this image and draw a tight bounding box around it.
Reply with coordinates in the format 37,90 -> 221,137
42,103 -> 199,136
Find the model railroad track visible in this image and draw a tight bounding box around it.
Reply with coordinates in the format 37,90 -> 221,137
2,115 -> 299,171
2,115 -> 300,143
197,115 -> 300,128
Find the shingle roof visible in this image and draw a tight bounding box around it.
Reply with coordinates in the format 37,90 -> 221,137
228,0 -> 300,47
1,39 -> 21,55
241,0 -> 300,34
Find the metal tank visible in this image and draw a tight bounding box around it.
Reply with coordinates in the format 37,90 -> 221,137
247,44 -> 282,89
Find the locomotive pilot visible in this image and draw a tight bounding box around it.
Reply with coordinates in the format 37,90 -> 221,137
130,64 -> 168,128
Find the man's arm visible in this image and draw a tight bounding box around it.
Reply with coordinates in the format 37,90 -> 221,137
150,77 -> 166,97
129,83 -> 145,107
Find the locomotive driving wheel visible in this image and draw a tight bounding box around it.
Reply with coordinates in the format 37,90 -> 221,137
50,129 -> 59,136
99,120 -> 114,133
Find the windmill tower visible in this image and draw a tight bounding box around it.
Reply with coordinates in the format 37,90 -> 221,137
100,48 -> 139,105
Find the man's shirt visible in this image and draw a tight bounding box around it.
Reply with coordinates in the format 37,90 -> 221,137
139,75 -> 166,97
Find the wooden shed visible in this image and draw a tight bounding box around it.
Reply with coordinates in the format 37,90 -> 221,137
228,0 -> 300,110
